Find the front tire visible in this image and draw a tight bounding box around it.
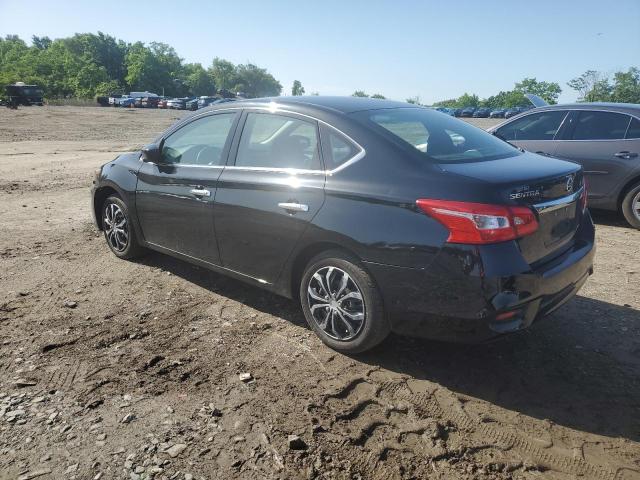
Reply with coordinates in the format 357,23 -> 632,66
621,182 -> 640,230
102,195 -> 143,259
300,250 -> 389,353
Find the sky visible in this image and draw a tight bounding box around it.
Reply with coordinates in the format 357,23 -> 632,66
0,0 -> 638,104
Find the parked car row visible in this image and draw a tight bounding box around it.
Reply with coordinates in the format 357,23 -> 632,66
435,105 -> 534,118
100,92 -> 242,110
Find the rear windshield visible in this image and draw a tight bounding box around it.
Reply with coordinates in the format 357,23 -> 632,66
357,107 -> 521,163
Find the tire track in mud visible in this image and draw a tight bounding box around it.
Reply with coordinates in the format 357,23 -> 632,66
44,359 -> 88,392
313,376 -> 636,479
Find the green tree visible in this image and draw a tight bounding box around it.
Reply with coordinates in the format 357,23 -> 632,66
567,70 -> 609,102
432,98 -> 458,108
291,80 -> 305,96
482,90 -> 529,108
95,80 -> 121,96
63,32 -> 127,87
125,42 -> 184,95
406,95 -> 421,104
31,35 -> 51,50
209,57 -> 238,92
514,77 -> 561,104
610,67 -> 640,103
124,42 -> 160,92
371,93 -> 386,99
352,90 -> 369,97
182,63 -> 216,96
72,63 -> 111,97
232,63 -> 281,97
455,93 -> 479,107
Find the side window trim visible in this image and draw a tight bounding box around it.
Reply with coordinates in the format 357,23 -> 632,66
624,115 -> 637,139
157,111 -> 240,168
319,123 -> 365,172
226,110 -> 326,173
551,111 -> 571,140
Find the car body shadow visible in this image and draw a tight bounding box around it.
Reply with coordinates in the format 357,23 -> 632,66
590,208 -> 630,228
359,295 -> 640,443
138,251 -> 307,329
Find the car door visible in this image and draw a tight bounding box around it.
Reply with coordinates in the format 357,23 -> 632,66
553,110 -> 639,205
135,111 -> 240,265
214,110 -> 325,284
493,109 -> 569,157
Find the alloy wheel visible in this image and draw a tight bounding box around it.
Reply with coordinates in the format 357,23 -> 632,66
307,266 -> 365,341
103,203 -> 129,252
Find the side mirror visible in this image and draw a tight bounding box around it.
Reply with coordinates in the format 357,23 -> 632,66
141,143 -> 162,163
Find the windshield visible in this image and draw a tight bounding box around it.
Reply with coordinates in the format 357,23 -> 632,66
357,107 -> 521,163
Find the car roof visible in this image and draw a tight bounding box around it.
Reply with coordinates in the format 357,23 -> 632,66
535,102 -> 640,115
205,95 -> 414,115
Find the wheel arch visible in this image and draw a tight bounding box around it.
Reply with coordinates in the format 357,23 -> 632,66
617,174 -> 640,210
289,242 -> 364,301
93,185 -> 120,230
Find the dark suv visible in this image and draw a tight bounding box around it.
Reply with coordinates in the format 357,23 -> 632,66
489,103 -> 640,228
5,83 -> 44,107
92,97 -> 594,352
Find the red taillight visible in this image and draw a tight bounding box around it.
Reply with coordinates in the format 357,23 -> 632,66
580,178 -> 588,212
416,199 -> 539,244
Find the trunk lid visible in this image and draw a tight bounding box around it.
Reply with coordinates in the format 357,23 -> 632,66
438,152 -> 584,264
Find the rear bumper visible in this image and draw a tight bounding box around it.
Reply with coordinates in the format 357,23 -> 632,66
365,215 -> 595,342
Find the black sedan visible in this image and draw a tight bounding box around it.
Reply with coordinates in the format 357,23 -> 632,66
505,106 -> 533,118
489,108 -> 507,118
460,106 -> 476,117
472,107 -> 491,118
91,96 -> 594,353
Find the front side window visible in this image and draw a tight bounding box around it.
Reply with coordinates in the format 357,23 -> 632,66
161,113 -> 236,166
496,110 -> 567,141
358,107 -> 521,163
571,111 -> 630,140
235,113 -> 321,170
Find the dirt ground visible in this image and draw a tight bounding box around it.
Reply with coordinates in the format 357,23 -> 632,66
0,106 -> 639,480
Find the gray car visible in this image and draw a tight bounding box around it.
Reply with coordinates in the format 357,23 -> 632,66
488,103 -> 640,229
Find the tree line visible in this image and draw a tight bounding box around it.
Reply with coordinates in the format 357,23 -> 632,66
1,33 -> 638,106
0,33 -> 282,99
426,69 -> 639,108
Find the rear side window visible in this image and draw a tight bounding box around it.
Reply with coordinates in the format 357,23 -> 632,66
358,107 -> 520,163
571,111 -> 630,140
320,126 -> 361,170
235,113 -> 321,170
496,111 -> 567,141
625,117 -> 640,139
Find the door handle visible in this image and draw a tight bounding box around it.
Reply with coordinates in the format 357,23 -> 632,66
278,202 -> 309,212
190,188 -> 211,197
614,151 -> 638,159
535,151 -> 551,156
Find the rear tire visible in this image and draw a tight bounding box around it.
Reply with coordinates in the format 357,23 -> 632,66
102,195 -> 144,259
299,250 -> 390,353
621,182 -> 640,230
